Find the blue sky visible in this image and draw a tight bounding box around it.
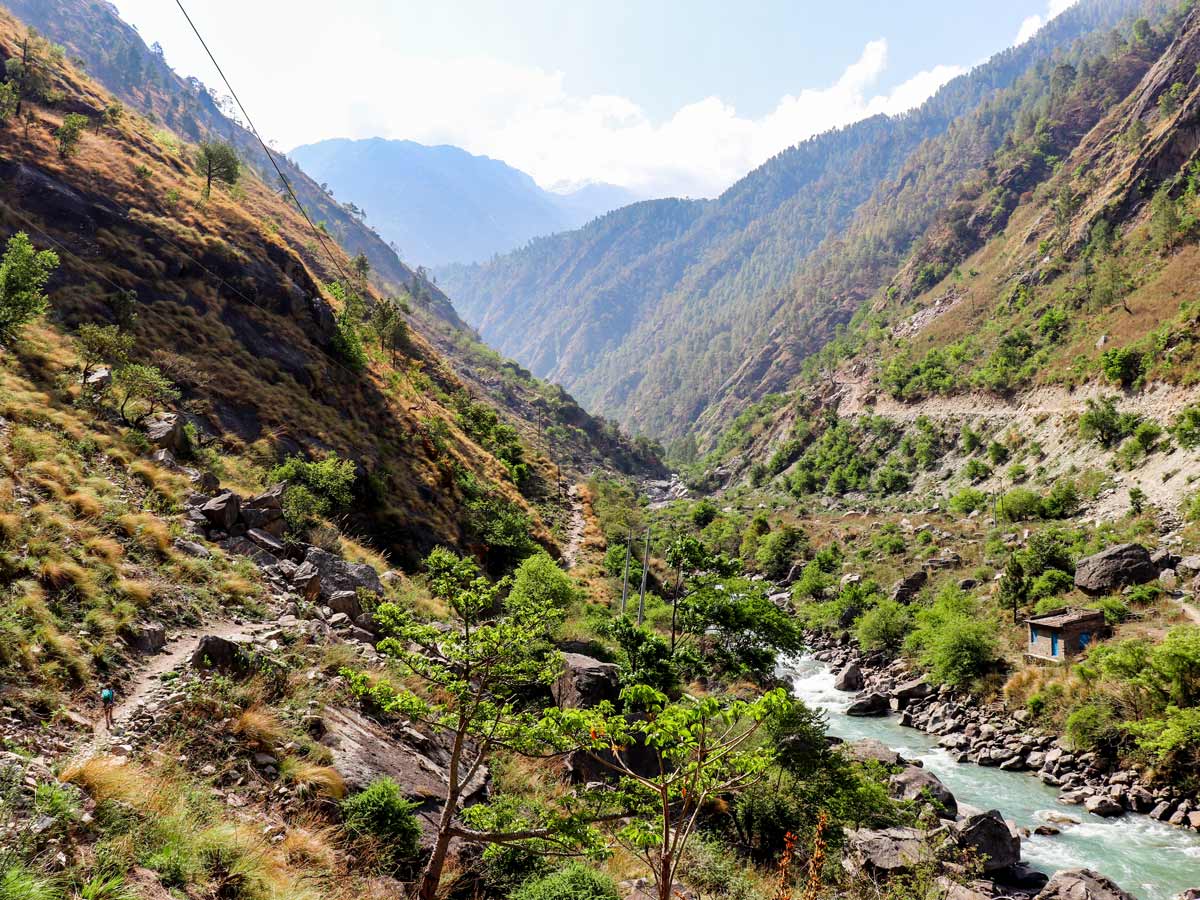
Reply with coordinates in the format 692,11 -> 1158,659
112,0 -> 1075,197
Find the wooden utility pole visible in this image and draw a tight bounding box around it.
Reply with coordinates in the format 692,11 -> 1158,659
636,528 -> 650,626
620,527 -> 632,615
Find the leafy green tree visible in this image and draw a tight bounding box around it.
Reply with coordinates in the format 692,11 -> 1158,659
368,297 -> 408,364
754,523 -> 806,580
1129,486 -> 1147,515
1079,397 -> 1139,447
507,551 -> 578,612
74,323 -> 134,385
55,113 -> 89,158
5,32 -> 51,116
346,555 -> 605,900
270,452 -> 357,532
999,554 -> 1028,624
557,686 -> 788,900
0,81 -> 17,123
0,232 -> 59,343
1158,82 -> 1187,118
1170,404 -> 1200,449
856,599 -> 911,653
112,364 -> 178,425
1149,185 -> 1181,251
195,141 -> 240,198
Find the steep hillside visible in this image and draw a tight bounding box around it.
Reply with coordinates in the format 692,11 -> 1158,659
290,137 -> 636,265
439,0 -> 1158,442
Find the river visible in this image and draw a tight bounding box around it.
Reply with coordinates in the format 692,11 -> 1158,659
785,655 -> 1200,899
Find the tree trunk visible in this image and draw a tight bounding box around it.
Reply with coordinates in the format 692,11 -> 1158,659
417,723 -> 466,900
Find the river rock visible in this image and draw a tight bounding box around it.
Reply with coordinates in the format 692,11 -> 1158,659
1074,544 -> 1157,594
833,663 -> 864,691
889,765 -> 957,817
892,677 -> 931,708
846,693 -> 890,717
846,826 -> 933,874
953,809 -> 1020,873
1084,795 -> 1124,817
1034,869 -> 1135,900
553,653 -> 619,709
843,738 -> 908,767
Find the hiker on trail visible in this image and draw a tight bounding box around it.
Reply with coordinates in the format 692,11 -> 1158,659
100,684 -> 115,728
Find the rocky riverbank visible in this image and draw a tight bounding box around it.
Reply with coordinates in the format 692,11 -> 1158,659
805,631 -> 1200,898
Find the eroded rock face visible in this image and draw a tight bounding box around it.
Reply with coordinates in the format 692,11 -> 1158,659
201,491 -> 242,532
1074,544 -> 1156,594
889,765 -> 957,818
125,621 -> 166,654
552,653 -> 619,709
953,809 -> 1020,873
1034,869 -> 1136,900
890,570 -> 928,604
846,826 -> 933,874
304,547 -> 384,602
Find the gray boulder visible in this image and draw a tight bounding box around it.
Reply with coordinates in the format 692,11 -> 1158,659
843,738 -> 908,766
953,809 -> 1020,873
1084,795 -> 1124,817
846,693 -> 890,717
292,561 -> 321,602
190,635 -> 248,673
833,662 -> 864,691
1074,544 -> 1156,595
890,570 -> 927,604
889,765 -> 957,817
144,412 -> 185,453
304,547 -> 383,602
201,491 -> 241,531
245,483 -> 285,510
892,677 -> 931,708
553,653 -> 619,709
124,621 -> 166,654
1034,869 -> 1135,900
846,827 -> 932,874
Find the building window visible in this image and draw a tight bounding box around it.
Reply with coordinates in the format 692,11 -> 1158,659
1030,626 -> 1039,643
1079,632 -> 1090,650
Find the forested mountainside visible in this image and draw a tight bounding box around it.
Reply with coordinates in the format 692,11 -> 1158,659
4,0 -> 659,478
290,138 -> 636,266
439,0 -> 1160,444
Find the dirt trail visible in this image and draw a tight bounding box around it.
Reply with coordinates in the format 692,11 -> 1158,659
561,484 -> 586,571
84,620 -> 263,751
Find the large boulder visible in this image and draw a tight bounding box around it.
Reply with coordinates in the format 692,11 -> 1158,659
890,570 -> 927,604
304,547 -> 383,602
833,662 -> 864,692
144,412 -> 185,453
1084,794 -> 1124,817
124,621 -> 166,655
953,809 -> 1020,873
892,677 -> 931,708
843,738 -> 908,767
1074,544 -> 1157,595
846,693 -> 890,717
1034,869 -> 1135,900
889,766 -> 957,818
553,653 -> 619,709
190,635 -> 249,673
201,491 -> 241,532
846,827 -> 933,875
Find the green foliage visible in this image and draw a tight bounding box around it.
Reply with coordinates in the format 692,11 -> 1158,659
1169,404 -> 1200,449
603,543 -> 643,587
507,552 -> 577,612
949,487 -> 987,514
194,141 -> 240,197
341,778 -> 421,872
691,498 -> 718,528
787,415 -> 904,497
0,81 -> 17,122
856,599 -> 912,653
1157,82 -> 1187,118
0,863 -> 58,900
1065,701 -> 1119,751
452,393 -> 529,489
0,232 -> 59,343
753,524 -> 806,580
1038,306 -> 1069,342
1079,397 -> 1139,448
511,863 -> 619,900
1028,568 -> 1074,602
791,547 -> 842,602
74,323 -> 134,385
960,425 -> 982,453
55,112 -> 89,157
113,364 -> 179,426
906,587 -> 998,688
1100,347 -> 1145,388
601,616 -> 678,694
987,440 -> 1009,465
963,458 -> 992,483
997,488 -> 1042,521
270,452 -> 356,532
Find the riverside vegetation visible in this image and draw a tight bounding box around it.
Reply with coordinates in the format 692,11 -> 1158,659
3,0 -> 1200,899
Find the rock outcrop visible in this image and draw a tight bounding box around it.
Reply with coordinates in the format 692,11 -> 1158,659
1074,544 -> 1157,594
1034,869 -> 1135,900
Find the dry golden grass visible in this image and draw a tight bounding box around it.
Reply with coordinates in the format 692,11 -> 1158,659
279,822 -> 340,868
231,705 -> 286,748
84,535 -> 125,565
220,573 -> 259,599
62,756 -> 165,811
117,512 -> 172,554
115,578 -> 154,606
0,511 -> 22,545
38,557 -> 98,600
280,758 -> 347,800
65,489 -> 104,518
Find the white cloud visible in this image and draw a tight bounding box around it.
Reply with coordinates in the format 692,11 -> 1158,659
291,39 -> 963,199
1014,0 -> 1080,46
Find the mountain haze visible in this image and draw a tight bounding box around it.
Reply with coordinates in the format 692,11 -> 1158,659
290,137 -> 638,265
439,0 -> 1161,444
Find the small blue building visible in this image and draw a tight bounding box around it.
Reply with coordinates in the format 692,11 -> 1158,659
1024,607 -> 1107,663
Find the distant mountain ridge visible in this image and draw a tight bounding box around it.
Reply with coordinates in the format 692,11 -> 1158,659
437,0 -> 1160,443
289,137 -> 638,265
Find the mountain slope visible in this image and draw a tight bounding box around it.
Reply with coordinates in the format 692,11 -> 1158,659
290,137 -> 636,265
439,0 -> 1163,443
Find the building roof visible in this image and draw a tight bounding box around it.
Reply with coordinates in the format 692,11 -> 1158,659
1024,607 -> 1106,629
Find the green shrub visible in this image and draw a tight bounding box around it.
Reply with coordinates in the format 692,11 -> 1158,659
1185,491 -> 1200,523
603,543 -> 643,585
1079,397 -> 1139,448
341,778 -> 421,872
0,863 -> 58,900
271,452 -> 357,533
512,863 -> 619,900
1094,596 -> 1130,625
1100,347 -> 1145,388
963,458 -> 991,482
1169,404 -> 1200,449
949,487 -> 987,514
987,441 -> 1009,465
691,499 -> 718,528
1065,701 -> 1119,751
755,524 -> 807,580
871,524 -> 906,555
1041,479 -> 1080,519
1029,568 -> 1074,601
961,425 -> 982,453
1007,463 -> 1027,482
856,599 -> 912,653
507,551 -> 577,611
907,589 -> 998,688
997,488 -> 1043,521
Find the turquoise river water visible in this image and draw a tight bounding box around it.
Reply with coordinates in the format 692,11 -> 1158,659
785,655 -> 1200,899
